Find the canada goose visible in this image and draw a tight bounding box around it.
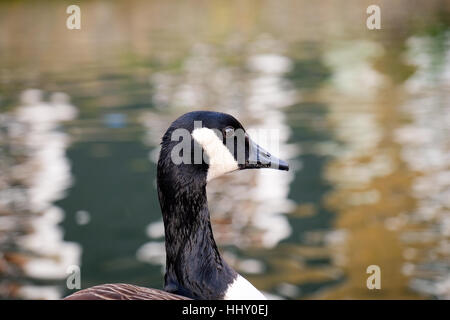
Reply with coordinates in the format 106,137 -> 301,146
64,111 -> 288,300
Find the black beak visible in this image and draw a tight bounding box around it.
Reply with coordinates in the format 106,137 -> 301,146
240,136 -> 289,171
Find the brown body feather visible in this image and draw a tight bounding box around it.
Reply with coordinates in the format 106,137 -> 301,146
64,284 -> 191,300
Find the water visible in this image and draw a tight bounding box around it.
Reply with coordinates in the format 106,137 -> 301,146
0,0 -> 449,299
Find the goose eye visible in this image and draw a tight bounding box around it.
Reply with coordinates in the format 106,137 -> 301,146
224,127 -> 234,137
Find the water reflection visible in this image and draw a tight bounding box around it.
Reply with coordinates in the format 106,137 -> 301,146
0,89 -> 81,299
0,0 -> 449,300
317,33 -> 450,299
318,39 -> 418,298
394,32 -> 450,299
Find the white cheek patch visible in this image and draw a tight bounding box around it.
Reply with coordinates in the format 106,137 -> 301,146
191,128 -> 239,181
223,274 -> 267,300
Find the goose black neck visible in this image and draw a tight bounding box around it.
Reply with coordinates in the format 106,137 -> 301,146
156,142 -> 236,300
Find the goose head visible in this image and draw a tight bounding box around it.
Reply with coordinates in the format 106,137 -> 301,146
157,111 -> 289,300
158,111 -> 288,184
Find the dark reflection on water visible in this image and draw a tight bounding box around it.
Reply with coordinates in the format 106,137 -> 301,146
1,0 -> 450,299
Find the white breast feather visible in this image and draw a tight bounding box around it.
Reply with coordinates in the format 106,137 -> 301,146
223,274 -> 267,300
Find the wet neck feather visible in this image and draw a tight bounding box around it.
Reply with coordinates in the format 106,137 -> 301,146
157,154 -> 236,299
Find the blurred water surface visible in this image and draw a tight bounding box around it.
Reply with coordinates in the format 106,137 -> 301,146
1,0 -> 450,299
